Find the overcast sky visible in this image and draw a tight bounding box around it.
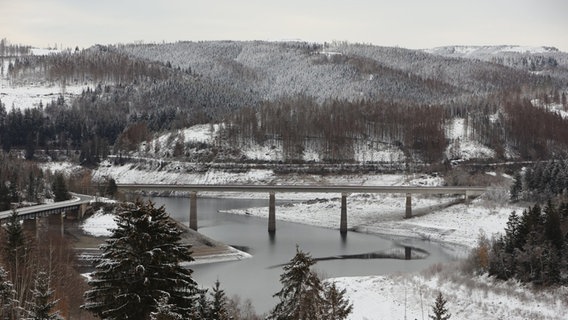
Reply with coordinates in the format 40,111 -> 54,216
2,0 -> 568,51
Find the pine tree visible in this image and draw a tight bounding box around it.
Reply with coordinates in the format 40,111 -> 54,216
429,292 -> 451,320
195,289 -> 210,320
105,178 -> 118,199
543,200 -> 563,250
82,200 -> 198,319
2,210 -> 27,287
269,246 -> 325,320
150,294 -> 183,320
0,266 -> 16,320
51,173 -> 70,202
510,171 -> 522,201
24,271 -> 62,320
209,280 -> 229,320
0,183 -> 10,211
504,211 -> 520,253
321,282 -> 353,320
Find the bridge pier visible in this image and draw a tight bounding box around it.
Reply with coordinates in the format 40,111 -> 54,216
190,191 -> 198,231
79,203 -> 87,220
268,192 -> 276,233
340,193 -> 348,234
465,190 -> 471,205
405,193 -> 412,219
405,247 -> 412,260
60,212 -> 65,237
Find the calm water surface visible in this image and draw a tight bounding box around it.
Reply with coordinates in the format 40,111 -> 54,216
151,196 -> 457,314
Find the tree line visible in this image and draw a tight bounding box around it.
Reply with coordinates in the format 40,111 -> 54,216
0,38 -> 31,57
510,160 -> 568,202
503,97 -> 568,159
223,96 -> 447,163
7,45 -> 170,85
469,201 -> 568,287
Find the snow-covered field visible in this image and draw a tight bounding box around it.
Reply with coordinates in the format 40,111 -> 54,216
1,55 -> 92,110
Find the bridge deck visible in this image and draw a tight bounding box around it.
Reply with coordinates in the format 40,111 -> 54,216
117,184 -> 486,195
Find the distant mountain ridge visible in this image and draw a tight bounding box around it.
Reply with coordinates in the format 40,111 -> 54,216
425,45 -> 568,80
116,41 -> 567,106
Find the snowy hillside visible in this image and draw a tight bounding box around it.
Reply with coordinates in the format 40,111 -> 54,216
118,41 -> 557,104
1,49 -> 93,110
425,45 -> 560,57
426,45 -> 568,82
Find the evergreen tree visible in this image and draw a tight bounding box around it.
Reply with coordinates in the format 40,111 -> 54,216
510,171 -> 522,201
195,289 -> 210,320
82,200 -> 198,319
269,246 -> 325,320
24,271 -> 62,320
51,174 -> 70,202
8,180 -> 18,204
2,210 -> 26,273
543,200 -> 563,250
105,178 -> 118,199
321,282 -> 353,320
150,294 -> 183,320
429,292 -> 451,320
0,267 -> 16,320
0,183 -> 10,211
209,280 -> 229,320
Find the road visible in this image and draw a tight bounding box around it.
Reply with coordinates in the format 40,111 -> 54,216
0,193 -> 94,221
116,184 -> 487,195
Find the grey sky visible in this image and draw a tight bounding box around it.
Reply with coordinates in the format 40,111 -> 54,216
2,0 -> 567,51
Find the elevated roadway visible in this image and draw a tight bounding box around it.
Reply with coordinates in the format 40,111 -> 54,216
117,184 -> 487,234
0,193 -> 93,235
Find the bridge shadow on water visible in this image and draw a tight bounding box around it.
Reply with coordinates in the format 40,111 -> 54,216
267,245 -> 429,269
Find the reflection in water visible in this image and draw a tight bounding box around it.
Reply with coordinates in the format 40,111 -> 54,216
268,246 -> 428,268
405,246 -> 412,260
150,196 -> 457,314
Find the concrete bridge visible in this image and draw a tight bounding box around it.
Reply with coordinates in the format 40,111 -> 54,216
0,193 -> 92,235
117,184 -> 486,234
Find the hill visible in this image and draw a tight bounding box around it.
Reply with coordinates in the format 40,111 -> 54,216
1,41 -> 568,166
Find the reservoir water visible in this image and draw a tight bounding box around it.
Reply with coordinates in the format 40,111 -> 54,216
151,196 -> 458,315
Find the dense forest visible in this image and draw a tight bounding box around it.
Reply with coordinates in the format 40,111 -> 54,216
469,200 -> 568,287
0,39 -> 567,181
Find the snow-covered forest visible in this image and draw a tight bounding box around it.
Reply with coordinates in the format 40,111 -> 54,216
2,38 -> 568,319
1,40 -> 568,169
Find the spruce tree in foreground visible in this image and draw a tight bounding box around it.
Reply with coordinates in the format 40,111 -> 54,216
321,282 -> 353,320
209,280 -> 229,320
3,210 -> 25,267
82,200 -> 198,319
429,291 -> 451,320
269,246 -> 352,320
269,246 -> 324,320
0,267 -> 16,319
24,271 -> 62,320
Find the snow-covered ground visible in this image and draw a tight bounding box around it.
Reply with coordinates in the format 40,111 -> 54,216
70,159 -> 568,319
219,180 -> 566,319
1,52 -> 92,110
333,272 -> 568,320
81,210 -> 116,237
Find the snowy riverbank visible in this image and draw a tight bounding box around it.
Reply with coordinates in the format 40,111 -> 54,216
223,189 -> 568,319
52,160 -> 566,319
